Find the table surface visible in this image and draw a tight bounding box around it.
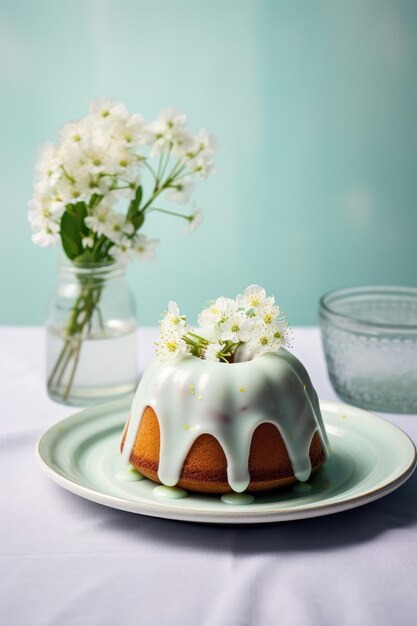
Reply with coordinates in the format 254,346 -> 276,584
1,327 -> 417,626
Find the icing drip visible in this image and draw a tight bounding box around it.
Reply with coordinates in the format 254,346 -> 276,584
116,466 -> 144,482
153,485 -> 188,499
122,350 -> 329,493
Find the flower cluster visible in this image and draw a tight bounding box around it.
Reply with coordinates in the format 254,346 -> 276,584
155,285 -> 290,363
28,98 -> 215,264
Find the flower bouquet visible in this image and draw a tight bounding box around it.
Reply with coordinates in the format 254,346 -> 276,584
156,284 -> 291,363
28,97 -> 215,403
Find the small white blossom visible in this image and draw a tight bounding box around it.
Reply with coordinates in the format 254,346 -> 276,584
89,96 -> 129,121
199,296 -> 237,328
236,284 -> 276,315
59,119 -> 90,148
84,205 -> 112,237
143,108 -> 192,156
219,310 -> 253,343
102,211 -> 134,243
156,328 -> 188,362
132,233 -> 159,261
166,177 -> 193,204
75,171 -> 112,199
31,220 -> 60,248
257,301 -> 280,324
160,301 -> 187,333
28,195 -> 65,226
245,322 -> 286,358
191,128 -> 216,156
108,237 -> 134,263
34,142 -> 62,187
190,155 -> 215,179
77,139 -> 113,176
111,113 -> 146,147
82,236 -> 94,249
185,205 -> 203,233
204,341 -> 224,362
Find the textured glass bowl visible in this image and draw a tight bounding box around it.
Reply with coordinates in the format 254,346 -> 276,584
319,286 -> 417,414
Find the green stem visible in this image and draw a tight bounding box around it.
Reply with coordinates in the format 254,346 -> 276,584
63,341 -> 82,401
47,340 -> 71,387
159,145 -> 172,182
167,159 -> 187,181
48,277 -> 104,402
149,207 -> 190,221
143,160 -> 158,182
188,332 -> 209,344
55,343 -> 75,388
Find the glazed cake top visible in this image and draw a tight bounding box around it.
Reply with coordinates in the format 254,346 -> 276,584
122,349 -> 329,493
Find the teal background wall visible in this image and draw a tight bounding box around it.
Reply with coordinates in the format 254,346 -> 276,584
1,0 -> 416,326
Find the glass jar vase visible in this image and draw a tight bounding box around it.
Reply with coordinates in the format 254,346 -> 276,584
46,258 -> 139,406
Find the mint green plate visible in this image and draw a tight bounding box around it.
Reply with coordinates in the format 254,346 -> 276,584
36,399 -> 416,524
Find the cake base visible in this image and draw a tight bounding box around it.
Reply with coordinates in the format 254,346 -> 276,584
121,406 -> 326,494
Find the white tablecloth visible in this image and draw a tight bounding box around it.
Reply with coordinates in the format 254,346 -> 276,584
1,327 -> 416,626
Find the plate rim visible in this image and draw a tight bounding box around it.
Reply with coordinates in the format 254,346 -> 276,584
36,399 -> 417,524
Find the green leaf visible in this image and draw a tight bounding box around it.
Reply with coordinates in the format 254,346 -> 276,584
60,202 -> 89,260
131,212 -> 144,230
89,194 -> 102,210
127,186 -> 143,219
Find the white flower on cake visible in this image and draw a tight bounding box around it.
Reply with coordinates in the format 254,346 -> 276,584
220,309 -> 253,343
204,341 -> 225,362
245,321 -> 285,358
155,285 -> 290,363
156,328 -> 188,362
236,284 -> 276,315
257,302 -> 280,325
160,301 -> 187,331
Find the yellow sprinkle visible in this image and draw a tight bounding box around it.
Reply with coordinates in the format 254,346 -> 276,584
197,394 -> 202,400
239,387 -> 245,393
303,384 -> 306,390
342,414 -> 347,420
189,390 -> 195,395
189,384 -> 194,389
184,424 -> 189,430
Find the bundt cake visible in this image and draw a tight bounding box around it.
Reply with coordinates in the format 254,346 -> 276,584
120,286 -> 329,495
120,349 -> 329,494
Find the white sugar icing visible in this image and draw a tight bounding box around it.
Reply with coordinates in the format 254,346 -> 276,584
122,349 -> 329,493
153,485 -> 188,499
